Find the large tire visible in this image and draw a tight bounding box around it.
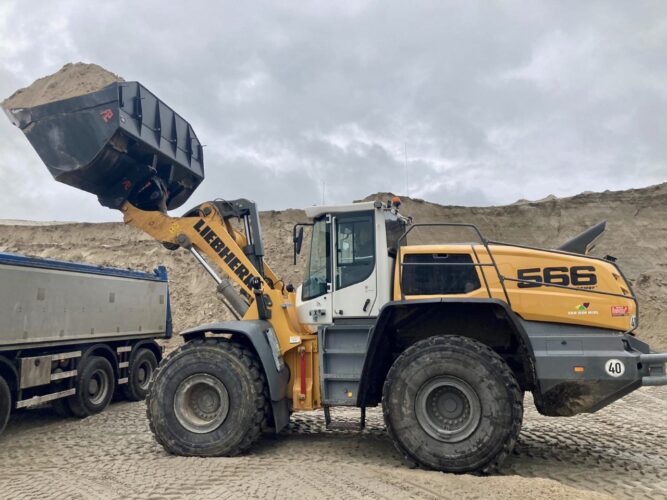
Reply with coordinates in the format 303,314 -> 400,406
122,348 -> 158,401
382,335 -> 522,474
0,375 -> 11,435
68,356 -> 116,418
146,338 -> 268,457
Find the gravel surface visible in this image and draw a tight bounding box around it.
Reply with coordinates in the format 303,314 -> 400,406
0,388 -> 665,499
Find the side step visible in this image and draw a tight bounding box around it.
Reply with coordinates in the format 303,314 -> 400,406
324,406 -> 366,430
319,323 -> 372,406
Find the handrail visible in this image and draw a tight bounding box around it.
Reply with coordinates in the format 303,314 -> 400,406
397,223 -> 511,304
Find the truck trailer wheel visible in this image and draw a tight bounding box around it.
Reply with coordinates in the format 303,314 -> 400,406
122,348 -> 158,401
146,338 -> 268,457
68,356 -> 115,418
382,335 -> 522,474
0,375 -> 11,435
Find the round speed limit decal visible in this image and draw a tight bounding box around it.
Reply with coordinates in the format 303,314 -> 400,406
605,359 -> 625,377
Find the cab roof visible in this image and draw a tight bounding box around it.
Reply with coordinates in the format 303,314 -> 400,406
304,201 -> 377,219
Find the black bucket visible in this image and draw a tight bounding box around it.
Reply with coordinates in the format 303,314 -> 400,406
6,82 -> 204,211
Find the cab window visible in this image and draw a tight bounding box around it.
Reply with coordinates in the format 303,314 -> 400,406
335,213 -> 375,290
302,217 -> 331,300
402,253 -> 480,295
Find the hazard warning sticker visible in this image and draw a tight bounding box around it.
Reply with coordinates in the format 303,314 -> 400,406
611,305 -> 629,317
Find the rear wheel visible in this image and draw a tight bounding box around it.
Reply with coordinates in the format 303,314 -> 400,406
146,338 -> 268,456
382,335 -> 522,474
51,396 -> 73,418
0,375 -> 11,435
122,349 -> 158,401
68,356 -> 115,418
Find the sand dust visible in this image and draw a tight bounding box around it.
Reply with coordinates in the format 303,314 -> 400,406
2,62 -> 123,110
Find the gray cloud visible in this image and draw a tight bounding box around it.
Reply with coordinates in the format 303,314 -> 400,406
0,1 -> 665,221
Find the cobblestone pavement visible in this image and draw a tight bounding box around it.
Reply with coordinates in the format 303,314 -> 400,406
0,388 -> 665,499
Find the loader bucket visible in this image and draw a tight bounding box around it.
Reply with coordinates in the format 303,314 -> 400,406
5,82 -> 204,211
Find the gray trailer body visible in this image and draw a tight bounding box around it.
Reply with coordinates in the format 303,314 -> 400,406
0,252 -> 171,350
0,252 -> 171,420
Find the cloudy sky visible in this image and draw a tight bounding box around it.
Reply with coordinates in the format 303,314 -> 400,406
0,1 -> 665,222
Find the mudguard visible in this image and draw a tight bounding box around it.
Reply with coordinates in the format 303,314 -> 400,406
357,298 -> 538,406
180,320 -> 291,432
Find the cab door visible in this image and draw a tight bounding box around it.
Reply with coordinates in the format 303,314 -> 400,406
297,215 -> 333,325
332,211 -> 377,318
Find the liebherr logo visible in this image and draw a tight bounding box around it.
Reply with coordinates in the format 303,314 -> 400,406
193,219 -> 257,287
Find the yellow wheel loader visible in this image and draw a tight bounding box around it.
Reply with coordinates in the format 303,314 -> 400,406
7,81 -> 666,473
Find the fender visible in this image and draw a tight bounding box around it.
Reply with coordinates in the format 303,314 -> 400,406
181,320 -> 291,432
81,343 -> 119,377
357,298 -> 538,407
129,339 -> 163,363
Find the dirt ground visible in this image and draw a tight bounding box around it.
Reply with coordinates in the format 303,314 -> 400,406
0,388 -> 665,499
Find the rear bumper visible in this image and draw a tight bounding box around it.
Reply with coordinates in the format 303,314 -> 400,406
526,324 -> 667,416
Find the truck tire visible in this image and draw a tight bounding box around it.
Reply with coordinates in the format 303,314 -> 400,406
382,335 -> 522,474
146,338 -> 268,457
122,348 -> 158,401
51,397 -> 74,418
68,356 -> 115,418
0,375 -> 10,435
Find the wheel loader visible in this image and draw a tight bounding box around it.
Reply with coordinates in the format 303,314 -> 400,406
6,80 -> 667,473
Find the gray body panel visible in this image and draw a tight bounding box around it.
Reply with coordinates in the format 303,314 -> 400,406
523,320 -> 665,415
180,320 -> 291,432
354,298 -> 666,416
0,262 -> 169,350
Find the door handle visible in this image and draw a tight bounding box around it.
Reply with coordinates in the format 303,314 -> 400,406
363,299 -> 371,312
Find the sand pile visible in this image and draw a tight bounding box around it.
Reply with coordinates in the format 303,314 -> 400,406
2,62 -> 124,110
0,183 -> 664,351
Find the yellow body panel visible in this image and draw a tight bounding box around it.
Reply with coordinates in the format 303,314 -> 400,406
394,244 -> 636,332
121,202 -> 320,410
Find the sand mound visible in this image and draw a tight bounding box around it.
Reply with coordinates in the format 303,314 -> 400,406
2,62 -> 124,110
0,183 -> 664,351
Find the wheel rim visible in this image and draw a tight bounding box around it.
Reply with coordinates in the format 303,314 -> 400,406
88,368 -> 110,406
136,360 -> 154,390
173,374 -> 230,434
415,376 -> 481,443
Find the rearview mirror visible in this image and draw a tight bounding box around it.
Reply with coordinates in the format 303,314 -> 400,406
293,225 -> 305,265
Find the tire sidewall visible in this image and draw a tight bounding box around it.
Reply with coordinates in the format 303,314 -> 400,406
72,356 -> 115,416
125,349 -> 158,401
148,344 -> 261,456
384,338 -> 520,472
0,376 -> 11,435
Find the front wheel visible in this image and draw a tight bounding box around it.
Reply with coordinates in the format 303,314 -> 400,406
382,335 -> 522,474
146,338 -> 269,456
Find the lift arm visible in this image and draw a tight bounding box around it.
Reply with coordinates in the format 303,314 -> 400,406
121,200 -> 282,318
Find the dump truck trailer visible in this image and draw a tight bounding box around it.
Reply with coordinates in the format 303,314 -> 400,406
0,251 -> 171,435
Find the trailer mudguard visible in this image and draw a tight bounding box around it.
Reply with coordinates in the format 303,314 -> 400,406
180,320 -> 291,431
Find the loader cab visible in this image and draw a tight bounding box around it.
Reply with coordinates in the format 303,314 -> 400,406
296,201 -> 407,326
